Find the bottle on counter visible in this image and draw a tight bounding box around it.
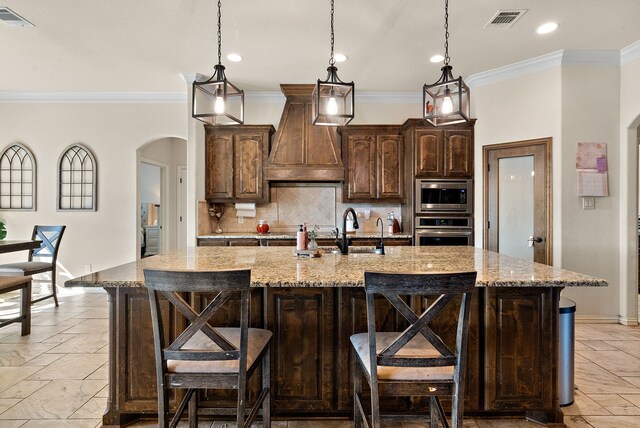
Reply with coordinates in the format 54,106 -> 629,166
303,223 -> 309,249
296,225 -> 306,251
387,212 -> 395,234
257,219 -> 269,234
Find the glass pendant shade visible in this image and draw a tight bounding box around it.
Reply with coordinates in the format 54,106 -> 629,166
192,64 -> 244,126
423,65 -> 470,126
312,66 -> 354,126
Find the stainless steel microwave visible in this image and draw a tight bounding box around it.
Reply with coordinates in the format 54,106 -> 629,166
416,179 -> 472,213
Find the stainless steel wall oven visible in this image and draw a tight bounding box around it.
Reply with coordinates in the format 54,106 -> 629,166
414,215 -> 473,246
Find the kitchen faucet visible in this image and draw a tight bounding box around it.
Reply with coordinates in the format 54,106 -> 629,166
375,217 -> 385,255
336,208 -> 359,254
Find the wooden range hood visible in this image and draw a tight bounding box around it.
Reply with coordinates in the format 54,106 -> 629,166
264,84 -> 344,181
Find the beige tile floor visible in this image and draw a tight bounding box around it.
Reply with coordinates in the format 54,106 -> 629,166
1,286 -> 639,427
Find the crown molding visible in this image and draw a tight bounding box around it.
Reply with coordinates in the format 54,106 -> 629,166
621,40 -> 640,65
466,50 -> 564,88
0,92 -> 186,103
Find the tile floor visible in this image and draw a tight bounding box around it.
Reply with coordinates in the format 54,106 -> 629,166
1,286 -> 639,427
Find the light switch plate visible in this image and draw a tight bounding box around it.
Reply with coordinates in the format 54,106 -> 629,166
582,197 -> 595,210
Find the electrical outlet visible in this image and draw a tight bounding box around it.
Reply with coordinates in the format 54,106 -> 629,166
238,216 -> 244,224
582,197 -> 595,210
85,264 -> 92,273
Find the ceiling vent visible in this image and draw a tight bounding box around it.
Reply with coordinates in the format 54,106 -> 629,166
0,7 -> 34,27
484,10 -> 527,29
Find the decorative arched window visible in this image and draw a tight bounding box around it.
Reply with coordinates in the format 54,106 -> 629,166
0,143 -> 36,210
57,144 -> 97,211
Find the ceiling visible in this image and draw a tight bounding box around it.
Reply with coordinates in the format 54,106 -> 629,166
1,0 -> 639,93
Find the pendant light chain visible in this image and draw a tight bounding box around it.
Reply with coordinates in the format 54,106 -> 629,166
217,0 -> 222,65
329,0 -> 335,66
443,0 -> 450,66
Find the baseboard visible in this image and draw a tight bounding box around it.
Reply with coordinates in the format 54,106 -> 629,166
618,316 -> 639,326
575,315 -> 620,324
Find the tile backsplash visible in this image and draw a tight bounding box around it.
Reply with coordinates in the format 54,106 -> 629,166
198,184 -> 403,235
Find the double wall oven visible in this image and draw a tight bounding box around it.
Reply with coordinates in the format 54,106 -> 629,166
414,179 -> 473,246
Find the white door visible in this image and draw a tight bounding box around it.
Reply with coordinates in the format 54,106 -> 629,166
177,166 -> 187,251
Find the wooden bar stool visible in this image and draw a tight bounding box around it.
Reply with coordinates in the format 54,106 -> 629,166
351,270 -> 477,428
0,225 -> 66,307
0,275 -> 33,336
144,268 -> 271,428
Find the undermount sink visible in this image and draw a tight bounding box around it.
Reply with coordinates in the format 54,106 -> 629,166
322,247 -> 383,255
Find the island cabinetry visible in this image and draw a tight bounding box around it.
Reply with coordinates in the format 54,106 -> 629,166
484,287 -> 557,414
266,288 -> 335,412
205,125 -> 275,203
339,125 -> 404,202
403,119 -> 474,178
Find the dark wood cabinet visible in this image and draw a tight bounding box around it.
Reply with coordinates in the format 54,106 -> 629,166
205,125 -> 274,203
339,125 -> 404,202
266,288 -> 335,413
404,119 -> 474,178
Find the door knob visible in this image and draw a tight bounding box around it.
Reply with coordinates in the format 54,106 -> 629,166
528,235 -> 543,247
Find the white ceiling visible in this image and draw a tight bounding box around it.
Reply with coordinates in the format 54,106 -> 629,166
1,0 -> 639,93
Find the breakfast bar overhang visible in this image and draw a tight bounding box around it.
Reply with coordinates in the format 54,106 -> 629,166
65,246 -> 607,427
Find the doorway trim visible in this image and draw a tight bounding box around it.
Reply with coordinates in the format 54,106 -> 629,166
483,137 -> 553,264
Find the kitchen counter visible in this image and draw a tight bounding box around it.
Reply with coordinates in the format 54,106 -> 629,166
68,246 -> 606,289
197,232 -> 413,240
66,246 -> 606,427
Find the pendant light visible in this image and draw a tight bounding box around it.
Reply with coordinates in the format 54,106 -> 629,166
192,0 -> 244,125
312,0 -> 354,126
423,0 -> 470,126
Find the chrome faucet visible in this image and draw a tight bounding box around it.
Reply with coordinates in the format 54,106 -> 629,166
336,208 -> 359,254
375,217 -> 385,255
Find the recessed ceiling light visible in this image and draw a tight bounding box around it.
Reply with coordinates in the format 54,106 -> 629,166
430,54 -> 444,63
226,53 -> 243,62
334,53 -> 348,63
536,22 -> 558,34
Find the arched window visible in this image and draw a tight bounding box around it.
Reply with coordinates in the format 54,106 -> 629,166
58,144 -> 97,211
0,143 -> 36,210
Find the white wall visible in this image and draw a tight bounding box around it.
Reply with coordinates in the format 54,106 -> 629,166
0,102 -> 185,284
559,65 -> 621,320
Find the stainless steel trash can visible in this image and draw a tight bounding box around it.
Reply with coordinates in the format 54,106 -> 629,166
558,297 -> 576,406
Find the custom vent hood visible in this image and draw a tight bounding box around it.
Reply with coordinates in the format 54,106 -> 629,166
264,84 -> 344,181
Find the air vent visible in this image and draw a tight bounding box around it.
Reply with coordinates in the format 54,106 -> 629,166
484,10 -> 527,29
0,7 -> 34,27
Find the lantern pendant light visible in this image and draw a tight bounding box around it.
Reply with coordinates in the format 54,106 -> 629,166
312,0 -> 354,126
423,0 -> 470,126
192,0 -> 244,125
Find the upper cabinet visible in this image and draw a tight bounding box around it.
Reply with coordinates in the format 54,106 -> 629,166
404,119 -> 474,178
264,84 -> 343,182
339,125 -> 404,202
205,125 -> 275,203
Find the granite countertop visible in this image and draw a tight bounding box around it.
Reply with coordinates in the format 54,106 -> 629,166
197,232 -> 413,240
66,246 -> 608,289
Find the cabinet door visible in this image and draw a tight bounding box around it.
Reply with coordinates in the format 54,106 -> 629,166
267,288 -> 334,413
377,135 -> 404,200
484,287 -> 555,411
345,134 -> 376,200
444,129 -> 472,177
205,133 -> 234,200
415,129 -> 444,177
234,134 -> 265,201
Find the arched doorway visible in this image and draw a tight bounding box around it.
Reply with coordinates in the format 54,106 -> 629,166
136,137 -> 187,258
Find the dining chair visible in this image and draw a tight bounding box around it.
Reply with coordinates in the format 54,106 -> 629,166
0,225 -> 66,306
351,270 -> 477,428
0,275 -> 33,335
144,268 -> 271,428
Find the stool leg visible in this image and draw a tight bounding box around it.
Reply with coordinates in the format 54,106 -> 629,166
352,350 -> 362,428
51,266 -> 59,307
262,343 -> 271,427
20,281 -> 31,336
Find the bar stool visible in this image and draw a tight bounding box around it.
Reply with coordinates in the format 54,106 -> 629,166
144,268 -> 271,428
351,270 -> 476,428
0,276 -> 33,335
0,225 -> 66,306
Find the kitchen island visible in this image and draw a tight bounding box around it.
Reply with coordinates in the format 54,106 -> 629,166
66,246 -> 606,427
